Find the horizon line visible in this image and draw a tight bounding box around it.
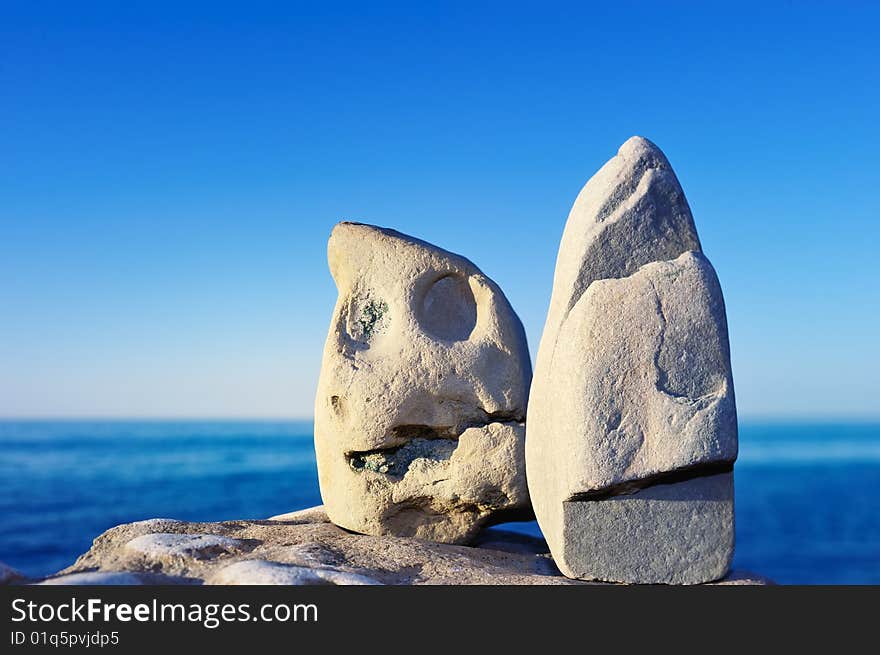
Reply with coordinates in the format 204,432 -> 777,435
1,415 -> 879,424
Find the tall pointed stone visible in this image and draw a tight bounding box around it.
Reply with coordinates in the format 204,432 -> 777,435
526,137 -> 738,584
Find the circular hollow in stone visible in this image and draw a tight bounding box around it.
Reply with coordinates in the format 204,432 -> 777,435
419,274 -> 477,341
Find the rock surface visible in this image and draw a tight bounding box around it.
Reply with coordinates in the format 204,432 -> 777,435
538,250 -> 737,493
1,560 -> 26,585
17,507 -> 768,585
526,137 -> 738,584
562,473 -> 734,584
207,560 -> 382,585
37,571 -> 159,585
314,222 -> 532,544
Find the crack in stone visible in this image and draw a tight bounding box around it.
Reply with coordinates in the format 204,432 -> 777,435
565,460 -> 734,502
346,417 -> 524,478
348,437 -> 457,477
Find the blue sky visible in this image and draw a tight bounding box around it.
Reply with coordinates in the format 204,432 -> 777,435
1,2 -> 878,419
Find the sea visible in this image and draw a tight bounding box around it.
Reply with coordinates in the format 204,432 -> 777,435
1,420 -> 878,584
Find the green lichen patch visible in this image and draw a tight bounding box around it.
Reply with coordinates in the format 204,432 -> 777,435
358,299 -> 388,338
348,438 -> 457,478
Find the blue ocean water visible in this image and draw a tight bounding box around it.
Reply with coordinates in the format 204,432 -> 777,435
0,420 -> 878,584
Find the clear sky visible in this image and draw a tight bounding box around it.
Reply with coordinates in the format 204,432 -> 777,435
2,2 -> 878,419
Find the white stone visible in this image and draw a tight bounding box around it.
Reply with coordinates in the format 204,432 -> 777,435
268,506 -> 328,522
38,571 -> 146,585
314,222 -> 532,543
526,137 -> 738,584
533,251 -> 736,497
208,560 -> 382,585
125,533 -> 253,562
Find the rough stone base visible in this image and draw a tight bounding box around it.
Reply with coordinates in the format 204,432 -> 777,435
559,472 -> 734,584
0,561 -> 26,585
2,503 -> 763,586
